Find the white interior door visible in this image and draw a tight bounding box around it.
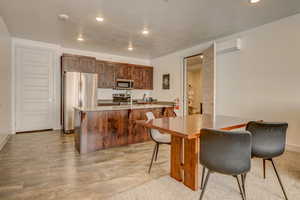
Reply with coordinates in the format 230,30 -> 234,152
15,46 -> 54,132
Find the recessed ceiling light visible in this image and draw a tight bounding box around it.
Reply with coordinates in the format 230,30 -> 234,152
77,35 -> 84,42
128,46 -> 133,51
96,17 -> 104,22
58,14 -> 69,21
142,29 -> 149,35
249,0 -> 260,4
200,55 -> 204,59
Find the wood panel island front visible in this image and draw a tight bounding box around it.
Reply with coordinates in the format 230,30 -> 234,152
74,105 -> 175,154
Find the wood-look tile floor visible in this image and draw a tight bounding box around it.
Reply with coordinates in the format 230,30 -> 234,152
0,130 -> 170,200
1,131 -> 300,200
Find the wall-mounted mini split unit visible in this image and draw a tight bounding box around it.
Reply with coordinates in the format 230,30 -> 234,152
216,38 -> 241,55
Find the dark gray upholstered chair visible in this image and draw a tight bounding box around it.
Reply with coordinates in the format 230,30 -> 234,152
199,129 -> 251,200
146,112 -> 171,173
246,121 -> 289,200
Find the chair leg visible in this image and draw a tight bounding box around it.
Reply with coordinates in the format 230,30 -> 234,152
263,159 -> 266,179
199,170 -> 211,200
241,174 -> 247,200
200,167 -> 206,190
235,175 -> 245,200
148,143 -> 157,174
243,173 -> 247,184
270,159 -> 288,200
155,143 -> 160,161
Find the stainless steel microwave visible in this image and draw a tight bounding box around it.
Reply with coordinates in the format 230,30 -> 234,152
115,79 -> 134,90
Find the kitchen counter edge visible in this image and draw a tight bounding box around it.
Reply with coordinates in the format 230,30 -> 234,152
74,104 -> 174,112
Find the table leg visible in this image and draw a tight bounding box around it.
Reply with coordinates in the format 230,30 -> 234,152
170,135 -> 183,182
183,137 -> 199,191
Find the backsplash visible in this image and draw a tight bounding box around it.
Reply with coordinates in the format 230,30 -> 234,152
97,89 -> 153,100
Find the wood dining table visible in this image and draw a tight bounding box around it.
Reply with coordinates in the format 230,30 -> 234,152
137,114 -> 252,191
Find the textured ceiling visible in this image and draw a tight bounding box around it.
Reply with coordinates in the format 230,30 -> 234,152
0,0 -> 300,59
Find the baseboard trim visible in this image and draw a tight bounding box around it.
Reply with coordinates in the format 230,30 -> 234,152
0,134 -> 10,151
286,144 -> 300,153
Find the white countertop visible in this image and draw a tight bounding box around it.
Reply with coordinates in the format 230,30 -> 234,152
75,104 -> 173,112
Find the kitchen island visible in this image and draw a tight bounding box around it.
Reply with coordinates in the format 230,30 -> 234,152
74,104 -> 175,154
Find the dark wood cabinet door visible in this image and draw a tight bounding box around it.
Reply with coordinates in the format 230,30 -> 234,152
79,57 -> 96,73
84,110 -> 129,151
105,63 -> 116,88
115,63 -> 132,80
144,67 -> 153,90
132,65 -> 153,89
62,55 -> 80,72
128,109 -> 150,144
132,66 -> 144,89
96,61 -> 106,88
105,110 -> 128,148
62,54 -> 96,73
96,61 -> 115,88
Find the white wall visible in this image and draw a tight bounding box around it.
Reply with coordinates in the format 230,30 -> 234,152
151,13 -> 300,150
216,13 -> 300,150
151,42 -> 212,116
0,17 -> 11,149
0,17 -> 11,134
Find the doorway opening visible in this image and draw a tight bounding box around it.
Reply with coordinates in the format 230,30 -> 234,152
184,54 -> 204,116
183,43 -> 216,116
182,43 -> 215,117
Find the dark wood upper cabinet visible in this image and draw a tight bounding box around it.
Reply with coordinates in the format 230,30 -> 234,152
61,55 -> 80,72
62,54 -> 96,73
132,66 -> 144,89
79,56 -> 96,73
96,61 -> 115,88
132,65 -> 153,90
144,67 -> 153,90
115,63 -> 132,80
62,54 -> 153,90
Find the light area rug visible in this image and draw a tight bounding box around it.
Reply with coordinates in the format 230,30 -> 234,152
108,159 -> 300,200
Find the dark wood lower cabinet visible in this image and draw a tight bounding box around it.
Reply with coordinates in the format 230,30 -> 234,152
129,109 -> 150,144
75,107 -> 174,154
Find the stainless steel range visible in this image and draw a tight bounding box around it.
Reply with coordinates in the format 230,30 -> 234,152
113,93 -> 131,103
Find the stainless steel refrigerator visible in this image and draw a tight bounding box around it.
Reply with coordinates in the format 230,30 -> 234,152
63,72 -> 98,133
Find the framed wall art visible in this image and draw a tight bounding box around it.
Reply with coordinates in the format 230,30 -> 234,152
162,74 -> 170,89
